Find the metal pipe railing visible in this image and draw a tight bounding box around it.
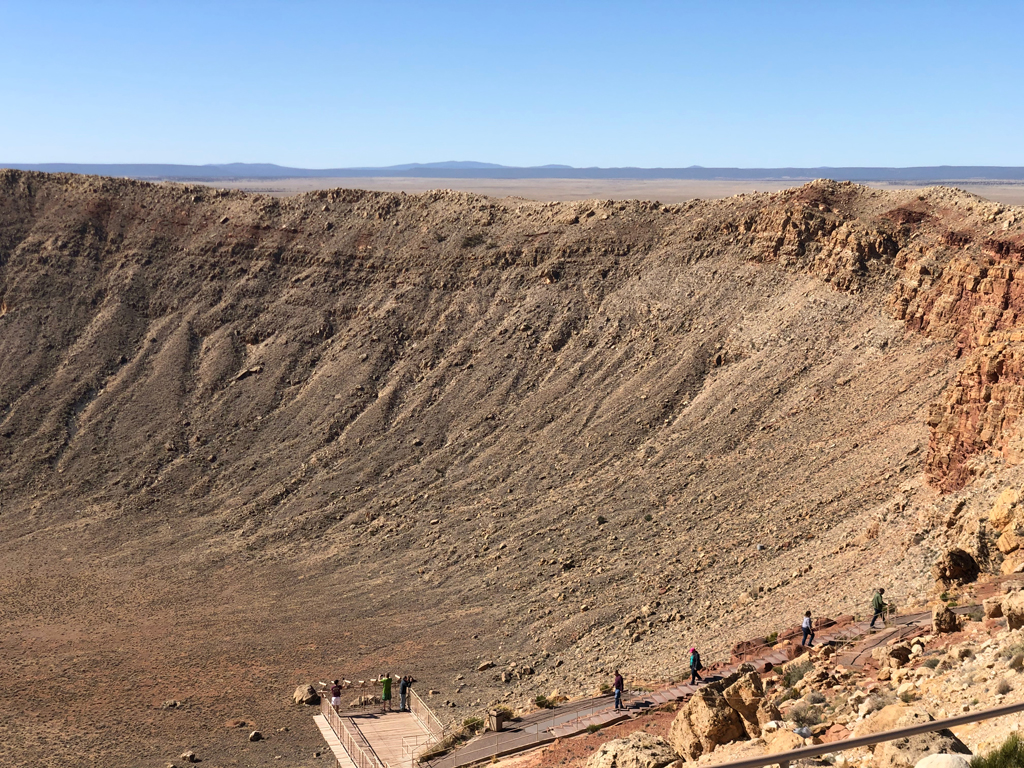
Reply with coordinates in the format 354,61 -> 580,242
708,700 -> 1024,768
320,695 -> 391,768
410,687 -> 448,743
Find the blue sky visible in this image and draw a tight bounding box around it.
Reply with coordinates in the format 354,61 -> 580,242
1,1 -> 1021,167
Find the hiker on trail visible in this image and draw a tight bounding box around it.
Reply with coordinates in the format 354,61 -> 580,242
381,673 -> 393,713
689,648 -> 704,685
330,680 -> 342,710
801,611 -> 815,647
399,675 -> 416,712
613,670 -> 624,711
870,588 -> 888,628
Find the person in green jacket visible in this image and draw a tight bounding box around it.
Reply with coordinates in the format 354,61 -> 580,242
381,673 -> 393,713
870,588 -> 888,628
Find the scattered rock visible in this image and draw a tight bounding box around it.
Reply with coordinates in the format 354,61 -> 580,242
586,732 -> 678,768
478,661 -> 495,671
225,718 -> 249,728
181,752 -> 198,764
161,700 -> 182,709
293,684 -> 320,705
932,549 -> 979,586
249,730 -> 263,742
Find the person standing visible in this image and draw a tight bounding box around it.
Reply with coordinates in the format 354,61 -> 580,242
399,675 -> 416,712
870,588 -> 888,628
801,611 -> 815,647
381,673 -> 393,713
612,670 -> 624,711
330,680 -> 342,710
689,648 -> 704,685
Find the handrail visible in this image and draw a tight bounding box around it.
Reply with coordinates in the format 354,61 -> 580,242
708,700 -> 1024,768
410,687 -> 447,743
320,696 -> 391,768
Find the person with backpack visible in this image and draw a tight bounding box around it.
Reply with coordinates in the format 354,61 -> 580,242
399,675 -> 416,712
612,670 -> 624,711
689,648 -> 704,685
330,680 -> 342,710
381,673 -> 393,713
801,611 -> 815,647
870,588 -> 888,628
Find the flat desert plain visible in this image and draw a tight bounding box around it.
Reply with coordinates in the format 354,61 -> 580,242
191,176 -> 1024,205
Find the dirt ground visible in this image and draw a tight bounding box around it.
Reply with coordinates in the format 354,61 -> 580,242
2,170 -> 1024,766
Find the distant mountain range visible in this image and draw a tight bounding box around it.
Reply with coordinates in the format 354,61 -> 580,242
3,161 -> 1024,182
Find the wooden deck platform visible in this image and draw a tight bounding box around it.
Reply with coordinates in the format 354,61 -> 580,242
314,713 -> 358,768
352,711 -> 430,768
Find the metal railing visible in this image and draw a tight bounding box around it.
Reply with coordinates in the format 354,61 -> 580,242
410,687 -> 448,744
320,695 -> 391,768
709,700 -> 1024,768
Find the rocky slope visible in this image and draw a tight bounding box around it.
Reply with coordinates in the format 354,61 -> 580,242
0,170 -> 1023,767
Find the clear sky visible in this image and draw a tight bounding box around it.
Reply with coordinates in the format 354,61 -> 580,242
2,1 -> 1022,168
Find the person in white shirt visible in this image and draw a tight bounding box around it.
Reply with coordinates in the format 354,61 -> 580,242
801,611 -> 815,647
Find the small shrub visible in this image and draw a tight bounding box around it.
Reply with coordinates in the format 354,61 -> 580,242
535,695 -> 554,710
997,679 -> 1012,695
776,687 -> 799,705
460,232 -> 486,248
940,591 -> 950,601
1002,642 -> 1024,660
644,513 -> 653,522
586,724 -> 602,734
971,733 -> 1024,768
965,606 -> 984,622
463,716 -> 484,731
922,658 -> 940,669
765,631 -> 779,645
805,691 -> 826,705
492,704 -> 515,720
787,703 -> 822,727
599,683 -> 611,694
783,660 -> 814,687
597,515 -> 608,525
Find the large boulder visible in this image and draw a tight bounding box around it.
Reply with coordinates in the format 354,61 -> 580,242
983,597 -> 1004,619
989,488 -> 1020,530
668,688 -> 745,760
914,756 -> 971,768
722,671 -> 777,738
853,704 -> 915,738
585,732 -> 679,768
932,549 -> 979,586
765,730 -> 803,754
1003,591 -> 1024,629
932,605 -> 962,634
293,684 -> 320,705
872,709 -> 970,768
